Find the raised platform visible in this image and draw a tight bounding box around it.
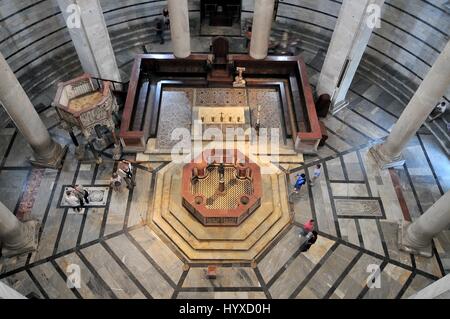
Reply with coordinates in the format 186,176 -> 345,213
119,54 -> 321,154
147,156 -> 291,262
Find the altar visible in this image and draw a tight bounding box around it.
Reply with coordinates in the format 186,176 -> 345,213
192,105 -> 251,140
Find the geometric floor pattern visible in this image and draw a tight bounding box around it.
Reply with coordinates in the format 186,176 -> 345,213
0,51 -> 449,299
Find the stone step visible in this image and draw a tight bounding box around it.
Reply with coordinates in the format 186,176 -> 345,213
149,206 -> 291,262
167,173 -> 276,241
147,163 -> 292,261
154,169 -> 286,250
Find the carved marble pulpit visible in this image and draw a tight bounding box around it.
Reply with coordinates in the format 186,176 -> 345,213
53,74 -> 121,163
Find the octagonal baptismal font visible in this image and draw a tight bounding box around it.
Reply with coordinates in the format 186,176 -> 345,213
182,150 -> 262,226
147,149 -> 291,262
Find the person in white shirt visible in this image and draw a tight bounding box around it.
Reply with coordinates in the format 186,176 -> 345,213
64,190 -> 82,212
309,164 -> 322,186
73,184 -> 89,205
118,160 -> 136,190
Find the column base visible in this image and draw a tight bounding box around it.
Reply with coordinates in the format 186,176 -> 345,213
330,100 -> 349,115
1,220 -> 40,258
31,144 -> 68,169
398,220 -> 433,258
369,144 -> 405,169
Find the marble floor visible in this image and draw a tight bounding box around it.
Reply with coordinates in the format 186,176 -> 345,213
0,44 -> 449,299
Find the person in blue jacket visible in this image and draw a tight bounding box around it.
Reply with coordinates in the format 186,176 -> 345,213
294,173 -> 306,193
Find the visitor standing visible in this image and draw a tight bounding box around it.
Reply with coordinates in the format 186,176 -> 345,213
245,26 -> 252,49
110,172 -> 123,192
301,231 -> 318,252
118,160 -> 136,190
303,219 -> 315,233
163,8 -> 170,30
74,184 -> 90,205
156,18 -> 164,44
299,219 -> 315,237
64,190 -> 82,213
309,164 -> 322,186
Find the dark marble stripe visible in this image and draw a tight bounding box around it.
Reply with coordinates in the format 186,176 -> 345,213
304,168 -> 318,225
0,229 -> 125,280
53,162 -> 81,254
101,241 -> 153,299
288,242 -> 339,298
395,271 -> 416,299
416,134 -> 445,196
51,259 -> 83,299
322,162 -> 341,237
171,269 -> 189,299
375,218 -> 390,258
76,250 -> 118,299
125,231 -> 177,289
26,268 -> 49,299
254,267 -> 272,299
356,260 -> 388,299
316,230 -> 439,281
356,150 -> 373,197
403,163 -> 424,214
0,130 -> 17,169
354,219 -> 365,248
339,156 -> 349,181
323,250 -> 364,299
0,0 -> 49,23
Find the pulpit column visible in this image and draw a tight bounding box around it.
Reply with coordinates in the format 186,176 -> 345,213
0,52 -> 67,168
317,0 -> 385,113
58,0 -> 122,82
399,191 -> 450,257
249,0 -> 276,60
369,40 -> 450,169
167,0 -> 191,58
0,201 -> 39,258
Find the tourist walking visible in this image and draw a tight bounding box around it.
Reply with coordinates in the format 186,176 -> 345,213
301,231 -> 318,252
118,160 -> 136,190
309,164 -> 322,186
299,219 -> 315,237
293,173 -> 306,193
110,172 -> 123,192
64,190 -> 83,213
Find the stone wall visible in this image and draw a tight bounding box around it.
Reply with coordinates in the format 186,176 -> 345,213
0,0 -> 449,124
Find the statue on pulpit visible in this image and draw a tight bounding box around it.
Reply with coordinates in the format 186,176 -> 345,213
233,67 -> 246,88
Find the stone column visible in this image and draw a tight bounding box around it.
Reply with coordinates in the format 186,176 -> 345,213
370,40 -> 450,169
0,201 -> 39,258
0,52 -> 67,169
409,274 -> 450,299
249,0 -> 276,60
58,0 -> 122,82
317,0 -> 385,113
0,281 -> 27,299
399,191 -> 450,257
167,0 -> 191,58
